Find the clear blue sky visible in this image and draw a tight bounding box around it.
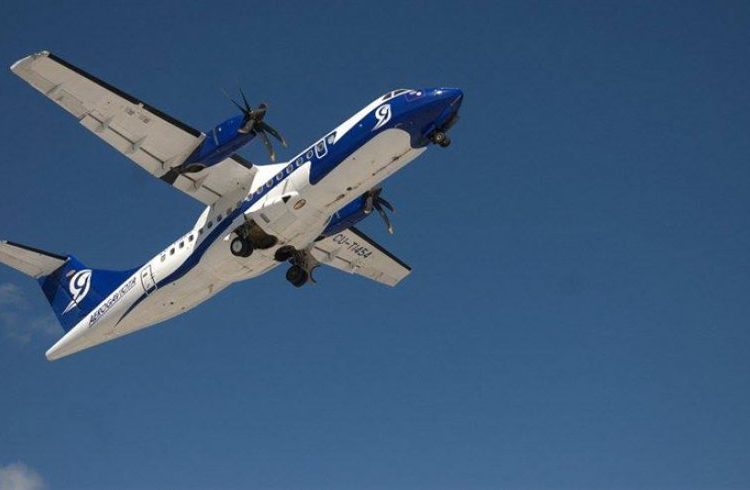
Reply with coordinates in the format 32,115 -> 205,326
1,1 -> 749,489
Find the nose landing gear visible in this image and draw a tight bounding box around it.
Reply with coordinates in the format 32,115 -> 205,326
430,130 -> 451,148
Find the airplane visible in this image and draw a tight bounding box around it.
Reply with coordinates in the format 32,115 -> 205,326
0,51 -> 463,361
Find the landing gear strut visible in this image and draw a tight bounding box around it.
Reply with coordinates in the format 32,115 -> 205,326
230,236 -> 253,257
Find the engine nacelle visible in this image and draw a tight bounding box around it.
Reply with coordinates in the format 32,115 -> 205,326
321,194 -> 370,237
181,115 -> 256,172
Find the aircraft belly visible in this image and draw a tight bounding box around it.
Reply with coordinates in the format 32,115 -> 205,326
299,128 -> 423,227
201,227 -> 282,280
246,128 -> 424,249
112,268 -> 229,334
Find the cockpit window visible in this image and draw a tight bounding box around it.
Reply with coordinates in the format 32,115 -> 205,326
383,89 -> 411,102
405,89 -> 424,101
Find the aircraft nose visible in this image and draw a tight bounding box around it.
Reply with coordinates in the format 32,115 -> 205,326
432,87 -> 463,108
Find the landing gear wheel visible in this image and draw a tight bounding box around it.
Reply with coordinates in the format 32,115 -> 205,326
286,265 -> 308,287
439,135 -> 451,147
230,237 -> 253,257
431,131 -> 448,146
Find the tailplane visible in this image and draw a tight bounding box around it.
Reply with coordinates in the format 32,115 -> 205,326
0,240 -> 134,332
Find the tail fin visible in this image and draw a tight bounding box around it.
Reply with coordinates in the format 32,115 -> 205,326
0,240 -> 134,332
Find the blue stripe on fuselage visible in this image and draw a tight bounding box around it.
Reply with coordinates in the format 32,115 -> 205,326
115,94 -> 422,326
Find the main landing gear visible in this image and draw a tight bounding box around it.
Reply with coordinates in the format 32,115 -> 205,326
285,264 -> 308,288
275,245 -> 314,288
230,236 -> 253,257
230,219 -> 278,258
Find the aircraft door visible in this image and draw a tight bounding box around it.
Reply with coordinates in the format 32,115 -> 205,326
140,265 -> 157,295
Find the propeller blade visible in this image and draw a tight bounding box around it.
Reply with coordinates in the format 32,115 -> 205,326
222,88 -> 247,115
239,87 -> 252,112
258,130 -> 276,162
374,202 -> 394,234
258,121 -> 288,147
377,196 -> 395,213
253,103 -> 268,122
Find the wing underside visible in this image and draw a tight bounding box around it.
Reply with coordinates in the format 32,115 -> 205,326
11,51 -> 256,205
311,227 -> 411,287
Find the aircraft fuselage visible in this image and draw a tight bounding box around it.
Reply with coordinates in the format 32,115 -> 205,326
46,88 -> 463,359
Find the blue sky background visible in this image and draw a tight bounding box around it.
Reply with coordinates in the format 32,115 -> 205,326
1,1 -> 749,489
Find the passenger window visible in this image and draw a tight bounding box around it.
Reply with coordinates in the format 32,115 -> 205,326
217,214 -> 222,222
188,234 -> 194,242
207,221 -> 213,229
306,149 -> 314,159
179,241 -> 184,249
226,207 -> 231,215
170,248 -> 175,255
160,254 -> 166,262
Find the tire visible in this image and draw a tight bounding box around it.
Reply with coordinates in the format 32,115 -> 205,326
431,131 -> 446,145
286,265 -> 308,287
230,237 -> 253,257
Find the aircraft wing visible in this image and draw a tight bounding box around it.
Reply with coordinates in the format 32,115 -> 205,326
311,227 -> 411,287
10,51 -> 256,205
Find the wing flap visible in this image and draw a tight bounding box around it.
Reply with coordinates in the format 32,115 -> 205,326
79,113 -> 168,174
11,50 -> 201,178
311,227 -> 411,287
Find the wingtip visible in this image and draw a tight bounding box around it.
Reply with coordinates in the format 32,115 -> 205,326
10,50 -> 50,73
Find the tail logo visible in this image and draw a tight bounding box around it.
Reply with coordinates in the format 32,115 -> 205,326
373,104 -> 392,131
62,269 -> 92,314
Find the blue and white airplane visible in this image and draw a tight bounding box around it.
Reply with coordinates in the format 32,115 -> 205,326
0,51 -> 463,360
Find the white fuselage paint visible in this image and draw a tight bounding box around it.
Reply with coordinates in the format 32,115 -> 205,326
46,105 -> 427,360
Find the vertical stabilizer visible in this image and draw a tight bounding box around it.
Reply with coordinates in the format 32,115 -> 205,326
0,240 -> 135,332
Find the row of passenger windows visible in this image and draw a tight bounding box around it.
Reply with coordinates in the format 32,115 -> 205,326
159,205 -> 239,262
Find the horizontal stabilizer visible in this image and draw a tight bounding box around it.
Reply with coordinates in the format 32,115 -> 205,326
0,240 -> 67,278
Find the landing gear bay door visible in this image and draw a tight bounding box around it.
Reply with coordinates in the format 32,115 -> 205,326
310,227 -> 411,287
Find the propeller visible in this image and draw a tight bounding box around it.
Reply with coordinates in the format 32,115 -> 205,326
223,88 -> 287,162
364,187 -> 396,234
